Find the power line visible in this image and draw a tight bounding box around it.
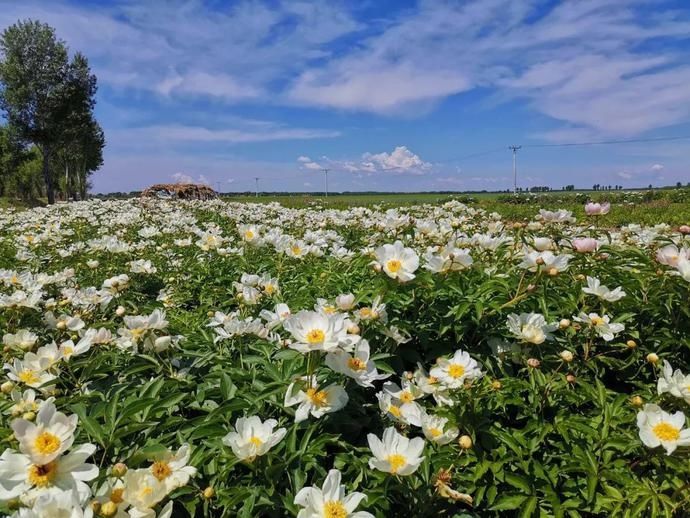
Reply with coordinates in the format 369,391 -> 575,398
524,134 -> 690,148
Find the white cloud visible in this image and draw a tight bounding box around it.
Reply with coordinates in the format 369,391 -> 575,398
299,146 -> 431,175
362,146 -> 431,173
155,71 -> 261,100
617,171 -> 633,180
113,124 -> 339,145
171,172 -> 209,185
651,163 -> 664,171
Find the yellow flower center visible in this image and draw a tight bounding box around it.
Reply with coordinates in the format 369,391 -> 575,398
151,461 -> 172,481
306,388 -> 328,407
591,316 -> 603,326
448,364 -> 465,378
110,488 -> 124,504
306,329 -> 325,344
388,405 -> 401,417
34,431 -> 61,455
387,453 -> 407,473
18,369 -> 40,385
386,259 -> 402,273
359,307 -> 373,319
27,462 -> 57,487
130,328 -> 146,341
427,376 -> 438,385
324,500 -> 348,518
263,284 -> 275,295
244,230 -> 254,240
429,428 -> 442,438
249,436 -> 263,447
399,391 -> 414,403
347,357 -> 367,371
322,305 -> 336,314
62,346 -> 74,357
138,486 -> 154,499
291,245 -> 302,255
653,422 -> 680,442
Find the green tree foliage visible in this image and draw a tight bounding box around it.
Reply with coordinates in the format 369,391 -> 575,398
0,20 -> 104,203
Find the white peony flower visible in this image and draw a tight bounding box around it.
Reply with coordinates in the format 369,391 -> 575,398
637,404 -> 690,455
372,241 -> 419,282
222,416 -> 286,462
367,427 -> 424,476
294,469 -> 373,518
506,313 -> 558,345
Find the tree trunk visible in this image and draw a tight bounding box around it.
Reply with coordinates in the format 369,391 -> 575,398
41,144 -> 55,204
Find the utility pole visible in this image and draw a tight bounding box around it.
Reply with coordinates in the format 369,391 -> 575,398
322,168 -> 329,198
509,145 -> 521,194
254,177 -> 259,198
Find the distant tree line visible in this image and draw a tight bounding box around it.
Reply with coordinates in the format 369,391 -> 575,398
0,20 -> 104,203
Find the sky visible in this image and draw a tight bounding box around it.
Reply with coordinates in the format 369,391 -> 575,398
1,0 -> 690,193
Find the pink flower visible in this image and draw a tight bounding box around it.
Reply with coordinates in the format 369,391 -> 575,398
585,202 -> 610,215
572,238 -> 599,253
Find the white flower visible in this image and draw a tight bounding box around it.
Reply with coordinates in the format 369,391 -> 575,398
573,312 -> 625,341
421,414 -> 459,445
0,443 -> 98,503
335,293 -> 355,311
506,313 -> 557,345
284,378 -> 349,423
222,416 -> 286,462
656,244 -> 688,267
367,427 -> 425,476
519,250 -> 572,272
423,244 -> 473,273
4,356 -> 56,390
129,260 -> 157,274
429,349 -> 483,389
283,311 -> 350,354
11,490 -> 91,517
148,444 -> 196,492
658,361 -> 690,404
372,241 -> 419,282
637,404 -> 690,455
11,402 -> 78,465
582,277 -> 626,302
325,340 -> 390,388
3,330 -> 38,351
121,469 -> 167,514
294,469 -> 373,518
377,381 -> 425,426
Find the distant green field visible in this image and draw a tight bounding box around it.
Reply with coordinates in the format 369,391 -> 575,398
221,190 -> 690,226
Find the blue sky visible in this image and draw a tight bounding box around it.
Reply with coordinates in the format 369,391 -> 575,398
2,0 -> 690,193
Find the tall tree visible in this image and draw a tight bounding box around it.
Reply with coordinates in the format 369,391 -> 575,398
52,52 -> 103,200
0,20 -> 74,203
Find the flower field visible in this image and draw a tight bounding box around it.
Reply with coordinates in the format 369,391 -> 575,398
0,197 -> 689,517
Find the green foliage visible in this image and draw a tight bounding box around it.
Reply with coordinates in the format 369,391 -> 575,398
0,198 -> 689,516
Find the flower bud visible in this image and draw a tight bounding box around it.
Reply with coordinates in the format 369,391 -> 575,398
630,395 -> 643,407
526,284 -> 536,292
56,321 -> 66,330
373,263 -> 382,272
679,225 -> 690,234
111,463 -> 127,477
22,411 -> 36,421
559,350 -> 574,362
566,374 -> 576,384
1,381 -> 15,394
559,319 -> 571,330
207,310 -> 214,317
347,324 -> 360,335
626,340 -> 637,349
527,358 -> 541,368
458,435 -> 473,449
535,257 -> 545,265
491,380 -> 502,390
203,486 -> 215,499
116,306 -> 126,317
646,353 -> 659,364
576,274 -> 586,281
